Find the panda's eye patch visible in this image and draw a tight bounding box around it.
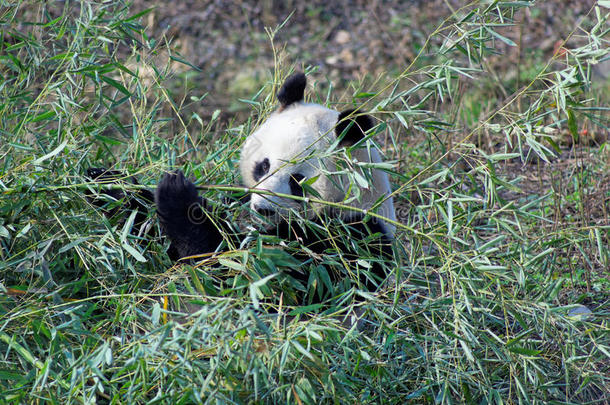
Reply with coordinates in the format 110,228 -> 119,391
289,173 -> 306,197
253,158 -> 270,181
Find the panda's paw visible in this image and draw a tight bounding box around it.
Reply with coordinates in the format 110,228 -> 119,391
155,170 -> 204,224
86,167 -> 127,212
155,170 -> 223,257
87,167 -> 122,181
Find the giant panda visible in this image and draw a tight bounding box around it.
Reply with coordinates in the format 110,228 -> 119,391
154,72 -> 397,303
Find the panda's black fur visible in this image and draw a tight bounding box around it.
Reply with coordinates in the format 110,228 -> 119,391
88,73 -> 395,304
276,72 -> 306,108
86,168 -> 155,235
154,170 -> 393,296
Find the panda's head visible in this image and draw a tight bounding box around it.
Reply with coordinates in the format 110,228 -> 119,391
239,73 -> 396,236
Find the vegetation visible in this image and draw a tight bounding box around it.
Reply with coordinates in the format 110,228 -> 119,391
1,0 -> 608,403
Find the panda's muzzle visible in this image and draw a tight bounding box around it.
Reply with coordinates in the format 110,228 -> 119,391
253,204 -> 276,217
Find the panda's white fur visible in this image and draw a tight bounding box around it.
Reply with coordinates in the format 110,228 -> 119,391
91,73 -> 396,302
240,102 -> 396,238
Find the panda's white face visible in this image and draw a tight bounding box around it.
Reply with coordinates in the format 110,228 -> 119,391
239,72 -> 396,237
240,103 -> 345,220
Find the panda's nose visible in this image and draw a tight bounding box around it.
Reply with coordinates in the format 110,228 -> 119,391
253,205 -> 276,216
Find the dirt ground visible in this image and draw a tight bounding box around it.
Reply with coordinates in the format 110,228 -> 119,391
130,0 -> 599,107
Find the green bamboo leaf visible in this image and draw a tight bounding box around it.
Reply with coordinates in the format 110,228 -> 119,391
354,92 -> 377,98
122,242 -> 147,262
508,346 -> 542,356
125,7 -> 154,22
218,258 -> 245,271
487,28 -> 517,46
567,108 -> 579,143
32,138 -> 69,165
170,55 -> 202,72
30,110 -> 56,122
101,75 -> 131,96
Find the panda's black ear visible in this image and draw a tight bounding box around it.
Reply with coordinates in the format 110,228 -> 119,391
277,72 -> 306,108
336,109 -> 375,147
